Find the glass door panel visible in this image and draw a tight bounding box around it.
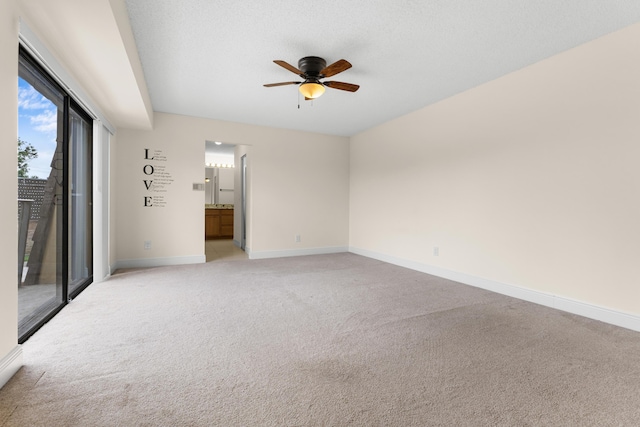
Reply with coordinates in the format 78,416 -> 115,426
68,105 -> 93,296
17,59 -> 65,337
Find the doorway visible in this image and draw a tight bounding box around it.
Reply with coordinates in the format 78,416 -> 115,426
204,141 -> 247,262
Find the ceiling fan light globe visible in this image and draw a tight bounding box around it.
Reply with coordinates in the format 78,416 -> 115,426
299,82 -> 325,99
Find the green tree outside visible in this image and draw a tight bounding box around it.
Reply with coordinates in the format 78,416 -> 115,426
18,137 -> 38,178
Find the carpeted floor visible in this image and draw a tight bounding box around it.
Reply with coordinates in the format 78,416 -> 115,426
1,253 -> 640,426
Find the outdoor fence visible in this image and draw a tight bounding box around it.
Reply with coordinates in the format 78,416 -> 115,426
18,178 -> 46,220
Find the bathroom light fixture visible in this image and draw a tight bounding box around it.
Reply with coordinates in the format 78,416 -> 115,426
214,141 -> 222,145
298,80 -> 325,99
205,163 -> 235,168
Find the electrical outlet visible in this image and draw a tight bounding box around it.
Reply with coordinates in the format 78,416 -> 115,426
433,246 -> 439,256
144,241 -> 151,250
295,234 -> 301,243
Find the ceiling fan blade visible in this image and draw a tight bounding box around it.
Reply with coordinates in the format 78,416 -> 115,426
320,59 -> 352,77
324,81 -> 360,92
273,60 -> 303,75
263,81 -> 300,87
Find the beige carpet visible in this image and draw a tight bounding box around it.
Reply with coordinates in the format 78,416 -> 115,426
1,253 -> 640,426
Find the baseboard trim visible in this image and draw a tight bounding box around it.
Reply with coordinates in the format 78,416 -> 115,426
249,246 -> 348,260
349,246 -> 640,333
112,255 -> 206,271
0,346 -> 23,389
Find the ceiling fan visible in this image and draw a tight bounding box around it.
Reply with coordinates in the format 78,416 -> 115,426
264,56 -> 360,100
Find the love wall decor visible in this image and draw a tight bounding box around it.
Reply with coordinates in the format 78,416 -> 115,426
142,148 -> 174,208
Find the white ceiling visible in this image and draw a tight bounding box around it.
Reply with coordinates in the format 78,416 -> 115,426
205,140 -> 235,156
54,0 -> 635,137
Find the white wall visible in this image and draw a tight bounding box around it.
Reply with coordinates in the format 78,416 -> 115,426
114,112 -> 350,266
350,23 -> 640,322
114,117 -> 207,268
0,0 -> 22,388
217,168 -> 234,205
205,152 -> 234,167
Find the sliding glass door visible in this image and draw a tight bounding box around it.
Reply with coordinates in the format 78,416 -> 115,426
18,46 -> 93,342
68,103 -> 93,296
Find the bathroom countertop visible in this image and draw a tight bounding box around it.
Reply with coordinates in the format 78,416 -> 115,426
205,204 -> 234,209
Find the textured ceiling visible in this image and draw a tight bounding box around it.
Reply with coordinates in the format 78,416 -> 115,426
205,140 -> 235,156
125,0 -> 640,137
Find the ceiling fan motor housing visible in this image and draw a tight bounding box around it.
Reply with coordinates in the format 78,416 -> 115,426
298,56 -> 327,77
